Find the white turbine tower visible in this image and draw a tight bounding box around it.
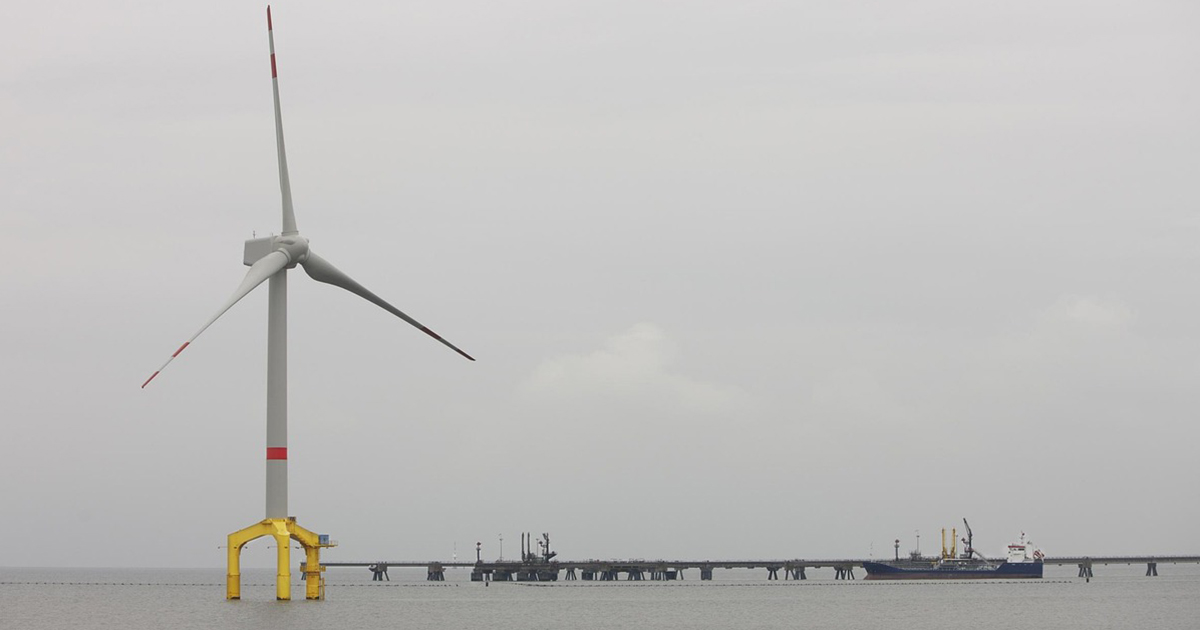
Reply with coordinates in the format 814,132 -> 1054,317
143,6 -> 473,601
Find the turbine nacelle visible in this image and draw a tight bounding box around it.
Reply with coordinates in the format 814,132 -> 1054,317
244,234 -> 310,268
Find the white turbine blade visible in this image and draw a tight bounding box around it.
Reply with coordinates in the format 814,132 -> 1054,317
300,251 -> 476,361
142,250 -> 291,388
267,6 -> 298,236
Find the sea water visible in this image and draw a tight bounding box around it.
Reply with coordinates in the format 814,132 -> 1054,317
3,563 -> 1198,630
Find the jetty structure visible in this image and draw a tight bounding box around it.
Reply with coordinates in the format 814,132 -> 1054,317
325,554 -> 1200,582
142,6 -> 472,601
322,533 -> 1200,582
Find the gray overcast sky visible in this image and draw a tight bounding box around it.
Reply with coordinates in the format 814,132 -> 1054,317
2,0 -> 1198,568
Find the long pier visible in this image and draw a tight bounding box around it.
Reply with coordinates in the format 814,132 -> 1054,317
319,555 -> 1200,582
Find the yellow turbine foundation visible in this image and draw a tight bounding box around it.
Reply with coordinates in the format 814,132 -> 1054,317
227,517 -> 332,600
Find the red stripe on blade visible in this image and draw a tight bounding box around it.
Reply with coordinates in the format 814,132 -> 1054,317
267,447 -> 288,460
267,6 -> 273,31
271,54 -> 277,78
141,371 -> 160,388
172,342 -> 190,357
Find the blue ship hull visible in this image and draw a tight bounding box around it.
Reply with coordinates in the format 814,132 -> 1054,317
862,560 -> 1043,580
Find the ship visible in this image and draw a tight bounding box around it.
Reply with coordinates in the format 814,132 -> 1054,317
862,519 -> 1043,580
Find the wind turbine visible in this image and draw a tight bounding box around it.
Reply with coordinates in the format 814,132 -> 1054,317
143,6 -> 473,601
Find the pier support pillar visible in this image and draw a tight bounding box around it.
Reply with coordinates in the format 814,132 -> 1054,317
1146,562 -> 1158,577
1077,562 -> 1094,579
767,567 -> 780,580
649,567 -> 677,581
370,563 -> 390,581
427,563 -> 446,581
700,567 -> 714,581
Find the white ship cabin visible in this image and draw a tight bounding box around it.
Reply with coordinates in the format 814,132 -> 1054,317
1006,533 -> 1044,563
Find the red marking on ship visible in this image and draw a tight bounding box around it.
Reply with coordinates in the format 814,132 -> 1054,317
267,447 -> 288,460
141,371 -> 160,389
172,342 -> 189,357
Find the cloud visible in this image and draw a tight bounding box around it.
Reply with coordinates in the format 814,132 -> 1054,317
521,322 -> 743,414
978,294 -> 1145,412
1038,294 -> 1134,332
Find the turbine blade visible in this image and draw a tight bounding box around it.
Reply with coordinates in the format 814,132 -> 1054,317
267,6 -> 298,236
300,251 -> 475,361
142,250 -> 291,388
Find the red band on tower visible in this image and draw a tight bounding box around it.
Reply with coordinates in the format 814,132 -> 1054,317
267,447 -> 288,460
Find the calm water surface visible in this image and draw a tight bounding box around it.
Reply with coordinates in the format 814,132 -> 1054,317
4,564 -> 1198,629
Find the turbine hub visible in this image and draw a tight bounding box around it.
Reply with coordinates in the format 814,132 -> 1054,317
274,235 -> 310,267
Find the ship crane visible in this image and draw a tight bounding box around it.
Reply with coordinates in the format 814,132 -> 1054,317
962,518 -> 989,561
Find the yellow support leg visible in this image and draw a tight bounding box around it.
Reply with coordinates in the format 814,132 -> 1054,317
287,520 -> 327,600
303,545 -> 323,600
227,541 -> 242,600
226,517 -> 332,601
227,520 -> 276,600
274,531 -> 291,601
